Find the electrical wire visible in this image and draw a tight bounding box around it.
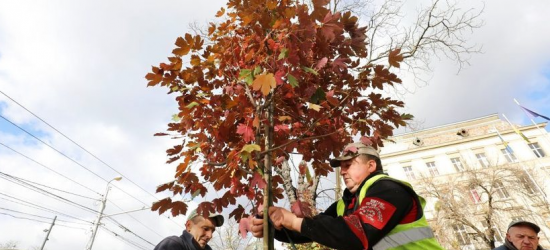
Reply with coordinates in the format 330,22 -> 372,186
0,142 -> 101,196
0,172 -> 97,213
108,200 -> 164,238
0,207 -> 90,226
0,91 -> 183,229
0,212 -> 88,230
0,192 -> 92,223
0,90 -> 162,202
106,217 -> 156,246
101,225 -> 149,250
0,170 -> 96,200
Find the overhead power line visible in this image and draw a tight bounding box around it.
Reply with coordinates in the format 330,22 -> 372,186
101,225 -> 149,250
0,171 -> 97,213
0,171 -> 96,200
0,212 -> 88,230
0,90 -> 161,201
0,90 -> 183,229
0,192 -> 92,224
0,207 -> 90,226
0,142 -> 101,196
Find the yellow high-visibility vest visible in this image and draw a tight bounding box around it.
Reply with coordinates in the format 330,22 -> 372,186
336,175 -> 445,250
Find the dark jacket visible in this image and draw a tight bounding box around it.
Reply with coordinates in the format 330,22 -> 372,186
154,230 -> 212,250
274,172 -> 422,250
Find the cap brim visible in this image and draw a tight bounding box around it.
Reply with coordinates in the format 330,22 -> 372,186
329,155 -> 356,167
209,214 -> 224,227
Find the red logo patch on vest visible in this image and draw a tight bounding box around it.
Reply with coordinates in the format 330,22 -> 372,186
355,197 -> 396,229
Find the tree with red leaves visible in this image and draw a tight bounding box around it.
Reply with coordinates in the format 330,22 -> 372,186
146,0 -> 410,249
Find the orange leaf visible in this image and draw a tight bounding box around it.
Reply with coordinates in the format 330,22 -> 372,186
215,7 -> 225,17
252,73 -> 276,96
252,116 -> 260,128
173,37 -> 191,56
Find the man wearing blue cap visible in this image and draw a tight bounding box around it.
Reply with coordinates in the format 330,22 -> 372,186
154,209 -> 224,250
493,220 -> 545,250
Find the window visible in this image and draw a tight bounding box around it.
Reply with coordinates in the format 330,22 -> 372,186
453,224 -> 471,245
476,153 -> 490,168
481,221 -> 504,243
403,166 -> 415,180
494,181 -> 510,199
469,188 -> 481,204
450,157 -> 465,172
529,143 -> 546,158
501,148 -> 518,163
519,173 -> 539,195
426,162 -> 439,176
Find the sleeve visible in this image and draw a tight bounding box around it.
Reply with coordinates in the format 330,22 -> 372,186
273,202 -> 340,244
299,180 -> 416,250
153,236 -> 184,250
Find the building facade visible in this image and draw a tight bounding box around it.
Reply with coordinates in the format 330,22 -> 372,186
380,114 -> 550,250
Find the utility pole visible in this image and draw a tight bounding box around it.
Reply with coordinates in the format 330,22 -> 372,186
86,177 -> 122,250
40,216 -> 56,250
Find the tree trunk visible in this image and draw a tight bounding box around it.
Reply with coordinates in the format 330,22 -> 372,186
263,100 -> 275,250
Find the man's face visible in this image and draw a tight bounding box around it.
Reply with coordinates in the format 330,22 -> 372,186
507,225 -> 539,250
186,216 -> 216,249
340,156 -> 375,193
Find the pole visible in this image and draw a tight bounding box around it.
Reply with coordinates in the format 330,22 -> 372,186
514,98 -> 550,146
86,177 -> 121,250
40,216 -> 56,250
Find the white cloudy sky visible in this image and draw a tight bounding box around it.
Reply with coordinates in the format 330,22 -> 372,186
0,0 -> 549,249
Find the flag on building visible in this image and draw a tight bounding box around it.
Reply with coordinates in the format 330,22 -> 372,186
502,114 -> 531,144
494,126 -> 513,154
519,105 -> 550,121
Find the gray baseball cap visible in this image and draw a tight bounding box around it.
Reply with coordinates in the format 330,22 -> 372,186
330,142 -> 380,168
187,209 -> 224,227
508,220 -> 540,233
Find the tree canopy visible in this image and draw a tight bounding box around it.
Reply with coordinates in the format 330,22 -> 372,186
147,0 -> 409,229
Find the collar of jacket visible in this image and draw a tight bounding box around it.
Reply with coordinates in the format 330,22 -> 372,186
180,230 -> 213,250
503,238 -> 544,250
341,171 -> 385,210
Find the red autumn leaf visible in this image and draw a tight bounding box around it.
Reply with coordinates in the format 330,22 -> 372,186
360,136 -> 373,146
315,57 -> 328,70
291,200 -> 313,218
275,156 -> 285,165
239,215 -> 253,239
274,70 -> 285,85
251,172 -> 266,189
274,124 -> 290,134
151,197 -> 172,215
236,123 -> 255,142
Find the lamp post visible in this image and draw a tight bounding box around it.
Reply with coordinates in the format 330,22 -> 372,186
86,176 -> 122,250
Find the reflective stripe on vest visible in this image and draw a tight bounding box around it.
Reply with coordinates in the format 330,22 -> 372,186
372,226 -> 434,250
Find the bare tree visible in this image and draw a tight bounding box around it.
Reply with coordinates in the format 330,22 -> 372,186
417,162 -> 548,250
209,218 -> 257,250
0,241 -> 19,250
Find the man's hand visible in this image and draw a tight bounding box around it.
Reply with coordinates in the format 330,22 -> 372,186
251,216 -> 264,238
269,206 -> 303,232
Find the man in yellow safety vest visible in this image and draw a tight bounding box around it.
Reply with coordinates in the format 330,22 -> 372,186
251,142 -> 444,250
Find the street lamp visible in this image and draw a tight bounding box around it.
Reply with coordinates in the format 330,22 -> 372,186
86,176 -> 122,250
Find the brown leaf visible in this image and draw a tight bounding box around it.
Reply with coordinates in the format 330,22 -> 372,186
388,48 -> 403,68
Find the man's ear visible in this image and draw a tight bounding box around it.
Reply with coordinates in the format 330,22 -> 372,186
185,220 -> 191,231
368,159 -> 377,171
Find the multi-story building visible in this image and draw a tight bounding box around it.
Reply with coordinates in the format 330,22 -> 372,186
380,114 -> 550,250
